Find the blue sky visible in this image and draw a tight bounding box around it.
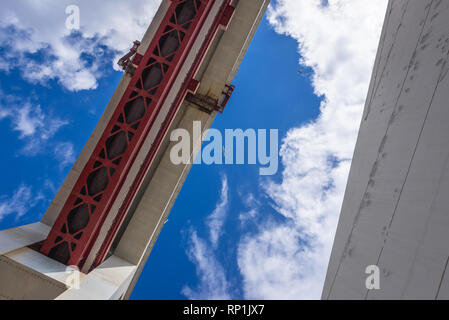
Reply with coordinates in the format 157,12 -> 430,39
0,0 -> 388,299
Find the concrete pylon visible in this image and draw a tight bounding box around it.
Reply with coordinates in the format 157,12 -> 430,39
323,0 -> 449,299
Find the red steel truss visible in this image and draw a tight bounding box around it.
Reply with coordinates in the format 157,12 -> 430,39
91,0 -> 234,270
40,0 -> 232,269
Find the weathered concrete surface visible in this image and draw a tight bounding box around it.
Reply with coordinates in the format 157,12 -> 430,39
0,248 -> 71,300
55,255 -> 136,300
323,0 -> 449,300
0,223 -> 49,256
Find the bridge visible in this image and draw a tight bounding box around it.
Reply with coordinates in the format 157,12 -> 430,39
0,0 -> 269,300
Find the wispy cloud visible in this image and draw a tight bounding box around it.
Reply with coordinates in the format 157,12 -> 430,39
0,97 -> 69,156
206,175 -> 229,248
182,175 -> 231,300
0,185 -> 45,221
238,192 -> 260,224
236,0 -> 388,299
182,229 -> 232,300
54,142 -> 77,170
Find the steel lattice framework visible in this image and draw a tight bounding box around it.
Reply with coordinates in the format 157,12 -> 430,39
40,0 -> 233,269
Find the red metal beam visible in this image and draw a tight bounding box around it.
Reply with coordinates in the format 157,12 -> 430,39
91,0 -> 235,271
40,0 -> 216,269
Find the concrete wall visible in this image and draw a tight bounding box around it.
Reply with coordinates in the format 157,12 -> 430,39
323,0 -> 449,300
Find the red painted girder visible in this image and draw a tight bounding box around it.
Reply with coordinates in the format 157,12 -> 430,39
40,0 -> 215,269
91,0 -> 235,270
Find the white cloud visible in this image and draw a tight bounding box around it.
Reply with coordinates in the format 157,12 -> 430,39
0,185 -> 44,221
0,89 -> 70,156
182,175 -> 231,300
15,104 -> 45,137
238,192 -> 260,224
206,175 -> 229,248
54,142 -> 77,170
0,99 -> 69,156
182,229 -> 231,300
237,0 -> 388,299
0,0 -> 162,91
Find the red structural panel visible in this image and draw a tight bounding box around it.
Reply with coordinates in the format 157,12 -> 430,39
40,0 -> 216,268
91,0 -> 234,270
